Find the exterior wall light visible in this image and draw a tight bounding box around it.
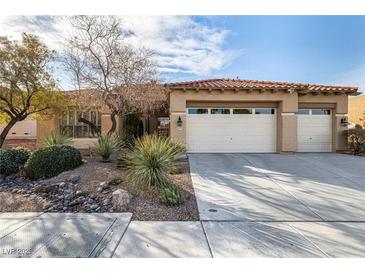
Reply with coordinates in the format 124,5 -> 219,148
340,117 -> 349,126
177,116 -> 183,127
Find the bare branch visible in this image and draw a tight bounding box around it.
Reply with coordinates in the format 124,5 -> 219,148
64,16 -> 164,135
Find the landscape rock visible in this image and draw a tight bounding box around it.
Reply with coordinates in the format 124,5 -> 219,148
109,178 -> 123,185
0,175 -> 122,214
69,175 -> 81,184
42,202 -> 52,210
69,200 -> 79,206
112,189 -> 131,209
35,184 -> 58,194
90,204 -> 98,210
102,197 -> 111,206
99,181 -> 109,189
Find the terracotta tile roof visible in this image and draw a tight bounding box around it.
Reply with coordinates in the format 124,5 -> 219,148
165,78 -> 360,95
62,89 -> 97,96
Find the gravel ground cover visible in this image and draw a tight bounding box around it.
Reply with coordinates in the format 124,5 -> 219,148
0,156 -> 199,221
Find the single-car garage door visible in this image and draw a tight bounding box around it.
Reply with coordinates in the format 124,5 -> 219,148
297,108 -> 332,152
187,107 -> 276,153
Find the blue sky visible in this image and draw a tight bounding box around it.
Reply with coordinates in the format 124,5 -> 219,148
176,16 -> 365,89
1,16 -> 365,90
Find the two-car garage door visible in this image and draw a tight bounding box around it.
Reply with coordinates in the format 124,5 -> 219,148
187,107 -> 277,153
186,107 -> 332,153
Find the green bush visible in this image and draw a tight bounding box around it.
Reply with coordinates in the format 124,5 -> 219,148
43,131 -> 70,147
124,135 -> 185,189
159,184 -> 183,206
24,145 -> 82,179
348,128 -> 365,155
0,147 -> 31,175
125,112 -> 143,138
94,135 -> 124,161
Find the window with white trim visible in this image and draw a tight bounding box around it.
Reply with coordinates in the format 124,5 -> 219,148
188,108 -> 209,114
211,108 -> 230,114
312,109 -> 331,115
297,109 -> 310,115
297,109 -> 331,115
233,108 -> 253,114
59,108 -> 101,138
255,108 -> 275,115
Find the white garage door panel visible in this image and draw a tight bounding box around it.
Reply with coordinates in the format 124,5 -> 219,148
188,135 -> 276,144
297,113 -> 332,152
189,125 -> 274,136
187,110 -> 276,153
188,144 -> 274,153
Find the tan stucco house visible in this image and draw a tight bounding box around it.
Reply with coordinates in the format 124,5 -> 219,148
167,78 -> 359,153
2,78 -> 360,153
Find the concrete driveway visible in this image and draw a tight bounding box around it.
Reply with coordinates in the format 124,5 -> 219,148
189,153 -> 365,257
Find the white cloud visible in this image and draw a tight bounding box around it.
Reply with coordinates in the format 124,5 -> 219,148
121,16 -> 236,76
0,16 -> 236,83
0,16 -> 71,50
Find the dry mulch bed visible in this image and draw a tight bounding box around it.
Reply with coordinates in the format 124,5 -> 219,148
0,192 -> 44,212
0,155 -> 199,221
124,159 -> 199,221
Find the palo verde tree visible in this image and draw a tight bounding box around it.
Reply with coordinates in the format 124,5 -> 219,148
0,33 -> 65,147
64,16 -> 167,135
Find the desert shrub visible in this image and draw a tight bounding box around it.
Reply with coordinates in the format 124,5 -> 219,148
348,128 -> 365,155
43,131 -> 70,147
123,135 -> 185,189
159,184 -> 183,206
24,145 -> 82,179
125,112 -> 143,139
94,135 -> 125,161
0,147 -> 31,175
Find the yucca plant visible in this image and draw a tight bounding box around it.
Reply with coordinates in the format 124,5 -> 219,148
123,135 -> 185,190
43,131 -> 70,147
95,135 -> 124,162
159,184 -> 183,206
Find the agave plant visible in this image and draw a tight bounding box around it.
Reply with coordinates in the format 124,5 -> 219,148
123,135 -> 185,190
94,135 -> 124,162
43,131 -> 70,147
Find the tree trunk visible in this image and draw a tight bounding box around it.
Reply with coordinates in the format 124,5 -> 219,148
0,118 -> 19,148
78,117 -> 101,137
107,111 -> 117,136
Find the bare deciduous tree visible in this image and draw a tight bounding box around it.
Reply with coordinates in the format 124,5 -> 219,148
64,15 -> 167,135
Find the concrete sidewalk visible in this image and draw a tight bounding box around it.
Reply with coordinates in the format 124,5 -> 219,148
0,213 -> 132,258
1,213 -> 365,257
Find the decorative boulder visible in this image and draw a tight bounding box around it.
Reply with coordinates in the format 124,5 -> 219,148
112,189 -> 131,209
